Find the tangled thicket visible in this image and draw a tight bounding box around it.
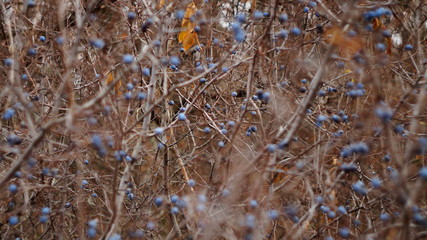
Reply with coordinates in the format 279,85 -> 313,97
1,0 -> 427,239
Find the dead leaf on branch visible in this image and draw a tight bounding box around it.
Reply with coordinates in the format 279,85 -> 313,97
178,2 -> 199,51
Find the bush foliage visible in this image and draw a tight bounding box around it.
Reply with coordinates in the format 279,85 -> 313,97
1,0 -> 426,239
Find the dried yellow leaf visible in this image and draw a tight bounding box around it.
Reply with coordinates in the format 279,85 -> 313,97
105,72 -> 122,95
178,2 -> 199,51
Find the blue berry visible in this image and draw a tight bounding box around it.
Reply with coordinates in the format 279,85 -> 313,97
56,37 -> 65,45
154,127 -> 164,135
137,92 -> 147,100
175,10 -> 185,19
41,207 -> 51,215
380,213 -> 391,221
39,35 -> 46,42
375,105 -> 393,122
337,206 -> 347,215
320,205 -> 330,213
203,127 -> 211,133
7,134 -> 22,146
231,91 -> 238,97
267,144 -> 277,153
126,83 -> 134,91
308,1 -> 317,8
278,14 -> 288,23
90,39 -> 105,49
339,228 -> 350,238
142,67 -> 150,76
290,27 -> 302,35
375,43 -> 386,52
352,180 -> 368,195
27,47 -> 37,56
39,215 -> 48,223
315,196 -> 324,204
3,58 -> 13,66
170,195 -> 179,203
9,184 -> 18,194
3,108 -> 15,120
127,11 -> 136,19
253,10 -> 263,19
419,167 -> 427,180
371,177 -> 382,188
170,56 -> 181,66
188,179 -> 196,187
9,216 -> 19,226
404,44 -> 413,51
154,197 -> 163,207
177,113 -> 187,121
171,206 -> 179,214
123,54 -> 134,64
303,7 -> 309,13
249,199 -> 258,208
218,141 -> 225,148
236,13 -> 246,23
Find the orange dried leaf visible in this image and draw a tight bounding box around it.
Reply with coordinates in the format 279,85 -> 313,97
325,26 -> 364,57
105,72 -> 122,95
178,2 -> 198,51
158,0 -> 165,8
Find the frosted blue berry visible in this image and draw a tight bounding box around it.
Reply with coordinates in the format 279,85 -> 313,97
170,56 -> 180,66
3,108 -> 15,120
154,127 -> 164,135
9,184 -> 18,194
278,14 -> 288,23
175,10 -> 185,20
291,27 -> 302,35
3,58 -> 13,66
41,207 -> 51,215
188,179 -> 196,187
249,199 -> 258,208
171,206 -> 179,214
253,10 -> 263,19
267,144 -> 277,153
87,227 -> 97,238
127,11 -> 136,19
380,213 -> 391,221
9,216 -> 19,226
419,167 -> 427,180
137,92 -> 147,100
39,35 -> 46,42
404,44 -> 413,51
352,180 -> 368,195
39,215 -> 48,223
177,113 -> 187,121
268,210 -> 279,220
154,197 -> 163,207
141,67 -> 150,76
339,228 -> 350,238
123,54 -> 134,64
371,177 -> 382,188
56,37 -> 65,45
337,206 -> 347,215
170,195 -> 179,203
90,39 -> 105,49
